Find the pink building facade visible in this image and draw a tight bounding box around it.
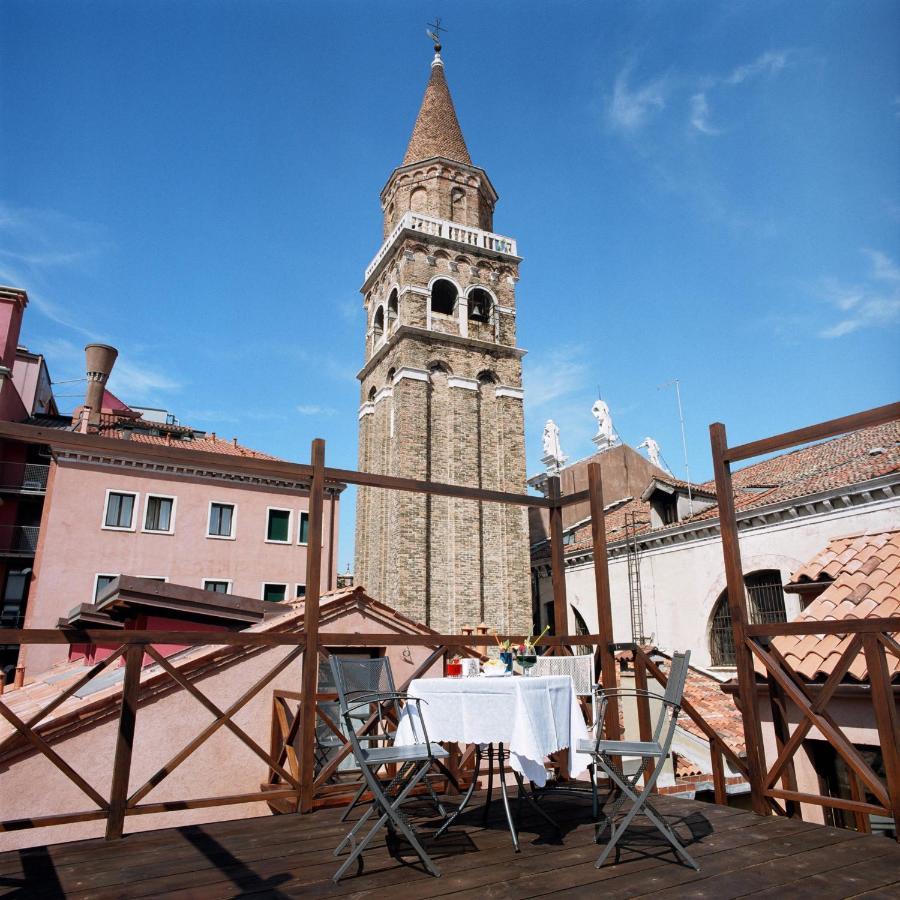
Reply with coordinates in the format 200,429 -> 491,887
23,449 -> 341,674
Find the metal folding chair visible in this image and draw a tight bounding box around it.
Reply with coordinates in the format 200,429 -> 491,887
531,652 -> 602,817
329,655 -> 450,882
578,650 -> 700,870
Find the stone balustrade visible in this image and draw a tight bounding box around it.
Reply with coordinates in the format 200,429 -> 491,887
365,212 -> 517,280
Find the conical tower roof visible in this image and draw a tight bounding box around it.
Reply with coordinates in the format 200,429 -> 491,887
402,52 -> 472,166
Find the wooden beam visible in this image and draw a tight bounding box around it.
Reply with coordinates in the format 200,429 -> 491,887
765,788 -> 887,817
105,643 -> 142,839
723,401 -> 900,463
745,617 -> 900,638
863,634 -> 900,840
588,462 -> 620,739
299,438 -> 326,814
710,421 -> 769,816
547,476 -> 569,639
633,653 -> 655,790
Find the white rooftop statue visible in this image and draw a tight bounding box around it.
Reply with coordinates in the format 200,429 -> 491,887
541,419 -> 567,472
591,398 -> 620,452
638,436 -> 671,474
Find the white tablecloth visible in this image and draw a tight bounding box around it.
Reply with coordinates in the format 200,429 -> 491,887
394,675 -> 592,787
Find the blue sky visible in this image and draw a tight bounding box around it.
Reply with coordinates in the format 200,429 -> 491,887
2,0 -> 898,572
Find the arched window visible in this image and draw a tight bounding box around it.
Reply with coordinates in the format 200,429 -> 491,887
450,187 -> 466,222
430,279 -> 457,316
410,186 -> 427,213
387,289 -> 398,328
428,360 -> 451,376
709,569 -> 787,666
387,367 -> 396,384
468,288 -> 492,323
477,369 -> 498,385
367,386 -> 377,402
372,306 -> 384,342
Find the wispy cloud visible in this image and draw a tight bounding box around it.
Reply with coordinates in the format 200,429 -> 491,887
725,50 -> 791,86
296,404 -> 337,416
817,249 -> 900,338
607,62 -> 669,133
689,92 -> 720,135
523,344 -> 590,410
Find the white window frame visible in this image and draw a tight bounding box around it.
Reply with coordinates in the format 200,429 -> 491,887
261,581 -> 289,602
137,575 -> 168,583
141,493 -> 177,535
93,573 -> 119,601
297,510 -> 310,546
295,583 -> 307,599
202,578 -> 233,593
265,507 -> 293,544
206,500 -> 237,540
101,489 -> 138,532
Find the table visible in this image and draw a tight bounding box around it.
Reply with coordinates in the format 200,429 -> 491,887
394,674 -> 592,850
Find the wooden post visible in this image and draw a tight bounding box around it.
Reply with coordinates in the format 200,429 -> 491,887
634,652 -> 655,791
587,462 -> 620,739
862,634 -> 900,840
547,475 -> 568,640
105,643 -> 142,840
710,422 -> 769,816
765,667 -> 800,817
299,438 -> 326,814
711,741 -> 727,806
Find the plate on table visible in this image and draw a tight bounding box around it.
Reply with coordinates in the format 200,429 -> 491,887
480,668 -> 508,677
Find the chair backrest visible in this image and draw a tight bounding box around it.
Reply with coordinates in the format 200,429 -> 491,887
653,650 -> 691,745
533,653 -> 595,697
328,655 -> 402,755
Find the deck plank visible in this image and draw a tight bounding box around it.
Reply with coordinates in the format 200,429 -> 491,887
1,794 -> 898,899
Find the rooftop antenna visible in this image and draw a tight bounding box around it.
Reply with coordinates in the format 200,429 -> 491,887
659,378 -> 693,516
426,17 -> 448,51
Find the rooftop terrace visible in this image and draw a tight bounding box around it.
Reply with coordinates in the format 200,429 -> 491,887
2,793 -> 898,898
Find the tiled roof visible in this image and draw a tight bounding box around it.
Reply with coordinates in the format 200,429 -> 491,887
538,421 -> 900,559
403,56 -> 472,166
772,529 -> 900,682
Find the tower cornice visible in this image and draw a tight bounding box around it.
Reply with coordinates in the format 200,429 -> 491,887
380,157 -> 499,207
356,324 -> 526,382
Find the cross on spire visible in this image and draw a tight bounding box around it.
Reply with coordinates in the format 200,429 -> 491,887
426,17 -> 448,52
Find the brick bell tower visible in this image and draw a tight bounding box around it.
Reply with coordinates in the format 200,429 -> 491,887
354,41 -> 531,636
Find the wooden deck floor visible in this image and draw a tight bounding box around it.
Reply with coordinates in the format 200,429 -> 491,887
2,793 -> 899,898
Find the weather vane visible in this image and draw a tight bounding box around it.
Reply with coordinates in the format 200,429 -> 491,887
426,17 -> 447,51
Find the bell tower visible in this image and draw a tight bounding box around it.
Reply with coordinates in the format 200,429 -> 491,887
354,42 -> 530,635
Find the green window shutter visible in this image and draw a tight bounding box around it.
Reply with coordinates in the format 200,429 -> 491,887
267,509 -> 290,541
263,583 -> 286,603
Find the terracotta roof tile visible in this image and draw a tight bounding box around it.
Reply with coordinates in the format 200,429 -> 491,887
773,529 -> 900,682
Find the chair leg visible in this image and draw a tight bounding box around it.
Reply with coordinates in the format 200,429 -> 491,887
341,780 -> 369,822
333,760 -> 441,882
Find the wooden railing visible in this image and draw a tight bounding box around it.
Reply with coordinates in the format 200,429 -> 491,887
711,400 -> 900,834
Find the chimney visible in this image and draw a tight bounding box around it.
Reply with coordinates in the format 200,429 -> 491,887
84,343 -> 118,425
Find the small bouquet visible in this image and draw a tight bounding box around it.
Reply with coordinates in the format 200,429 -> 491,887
447,654 -> 463,678
516,625 -> 550,675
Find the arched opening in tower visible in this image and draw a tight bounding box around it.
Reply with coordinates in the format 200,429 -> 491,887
430,279 -> 457,317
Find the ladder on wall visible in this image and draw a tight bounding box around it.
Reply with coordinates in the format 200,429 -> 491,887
625,512 -> 646,645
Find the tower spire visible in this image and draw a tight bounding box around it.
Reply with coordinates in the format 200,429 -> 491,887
402,38 -> 472,166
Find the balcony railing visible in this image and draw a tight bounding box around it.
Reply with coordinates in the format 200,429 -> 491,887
0,525 -> 40,555
0,462 -> 49,493
365,212 -> 517,280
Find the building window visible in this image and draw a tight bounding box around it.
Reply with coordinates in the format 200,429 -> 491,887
263,583 -> 287,603
387,289 -> 398,329
298,511 -> 309,545
266,508 -> 292,543
94,574 -> 118,600
373,305 -> 385,343
104,491 -> 136,529
295,584 -> 306,599
144,495 -> 175,533
208,502 -> 235,538
203,580 -> 231,593
709,569 -> 788,667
